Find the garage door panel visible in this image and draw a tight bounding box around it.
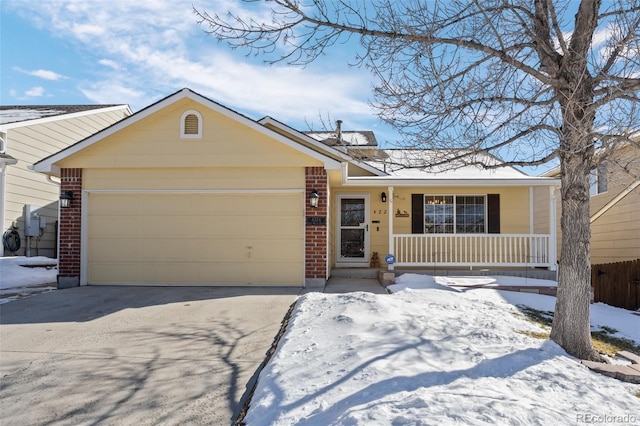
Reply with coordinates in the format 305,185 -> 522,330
249,262 -> 302,285
197,239 -> 249,262
201,217 -> 254,237
89,263 -> 140,284
198,195 -> 249,214
138,195 -> 198,215
90,194 -> 141,215
250,217 -> 302,237
89,239 -> 140,261
88,192 -> 304,286
249,239 -> 304,261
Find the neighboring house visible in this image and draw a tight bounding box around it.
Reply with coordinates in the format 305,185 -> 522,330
33,88 -> 560,288
0,105 -> 132,257
534,143 -> 640,265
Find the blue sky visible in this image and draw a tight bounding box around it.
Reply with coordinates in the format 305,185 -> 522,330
0,0 -> 399,144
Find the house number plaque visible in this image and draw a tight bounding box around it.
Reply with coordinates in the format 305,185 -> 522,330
306,216 -> 327,226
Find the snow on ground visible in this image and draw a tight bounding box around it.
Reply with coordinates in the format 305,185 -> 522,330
0,256 -> 57,303
245,274 -> 640,425
1,263 -> 638,424
389,274 -> 638,344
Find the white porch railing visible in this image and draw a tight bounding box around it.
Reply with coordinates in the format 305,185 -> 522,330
392,234 -> 552,268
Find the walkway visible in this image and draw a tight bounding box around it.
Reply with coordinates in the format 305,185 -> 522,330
323,277 -> 388,294
582,351 -> 640,384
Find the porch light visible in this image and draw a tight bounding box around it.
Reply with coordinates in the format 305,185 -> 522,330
381,192 -> 387,203
309,189 -> 319,208
60,191 -> 74,209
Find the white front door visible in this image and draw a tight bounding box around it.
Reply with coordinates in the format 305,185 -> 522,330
336,194 -> 370,266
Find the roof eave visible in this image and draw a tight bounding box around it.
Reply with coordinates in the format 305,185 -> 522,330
343,177 -> 561,187
0,104 -> 132,130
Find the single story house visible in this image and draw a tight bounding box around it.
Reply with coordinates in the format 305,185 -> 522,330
0,105 -> 131,257
33,88 -> 560,288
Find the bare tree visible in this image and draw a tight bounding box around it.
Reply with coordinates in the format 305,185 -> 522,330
195,0 -> 640,361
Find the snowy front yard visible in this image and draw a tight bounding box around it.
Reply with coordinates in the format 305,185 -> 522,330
2,258 -> 638,424
245,274 -> 640,425
0,256 -> 57,303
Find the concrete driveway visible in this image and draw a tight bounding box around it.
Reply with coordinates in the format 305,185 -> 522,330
0,286 -> 300,425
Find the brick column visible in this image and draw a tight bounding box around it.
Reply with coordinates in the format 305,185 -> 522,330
58,168 -> 82,288
305,166 -> 328,287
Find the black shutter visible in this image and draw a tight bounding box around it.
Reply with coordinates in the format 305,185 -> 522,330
411,194 -> 424,234
487,194 -> 500,234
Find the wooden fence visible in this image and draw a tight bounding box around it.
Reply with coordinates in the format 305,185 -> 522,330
591,259 -> 640,310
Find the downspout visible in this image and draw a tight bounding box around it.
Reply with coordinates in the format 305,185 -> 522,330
388,186 -> 394,271
549,185 -> 558,273
1,132 -> 18,257
0,161 -> 6,257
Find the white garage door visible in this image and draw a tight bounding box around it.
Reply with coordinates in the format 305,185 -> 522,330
87,192 -> 304,286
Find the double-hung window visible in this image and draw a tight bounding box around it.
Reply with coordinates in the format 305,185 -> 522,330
589,163 -> 608,196
412,193 -> 500,234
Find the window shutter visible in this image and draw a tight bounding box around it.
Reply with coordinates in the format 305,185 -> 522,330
411,194 -> 424,234
487,194 -> 500,234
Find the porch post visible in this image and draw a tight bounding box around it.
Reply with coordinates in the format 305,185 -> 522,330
529,187 -> 534,266
388,186 -> 394,271
549,185 -> 558,272
529,187 -> 534,234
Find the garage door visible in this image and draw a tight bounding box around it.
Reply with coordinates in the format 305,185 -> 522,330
87,192 -> 304,286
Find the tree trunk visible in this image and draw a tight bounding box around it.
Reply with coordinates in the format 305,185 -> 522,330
551,152 -> 601,361
550,106 -> 602,361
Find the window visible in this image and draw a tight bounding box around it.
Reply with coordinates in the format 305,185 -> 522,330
180,110 -> 202,138
424,195 -> 454,234
423,195 -> 485,234
589,163 -> 608,195
413,193 -> 499,234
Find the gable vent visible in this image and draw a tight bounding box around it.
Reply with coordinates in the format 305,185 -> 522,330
184,114 -> 199,134
180,110 -> 202,138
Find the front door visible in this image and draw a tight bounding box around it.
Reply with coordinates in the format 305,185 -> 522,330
337,195 -> 370,265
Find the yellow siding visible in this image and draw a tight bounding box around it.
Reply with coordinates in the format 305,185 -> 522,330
58,98 -> 323,169
545,146 -> 640,264
3,108 -> 129,257
590,185 -> 640,264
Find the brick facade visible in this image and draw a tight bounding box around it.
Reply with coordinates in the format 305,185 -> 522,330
305,166 -> 328,284
58,168 -> 82,288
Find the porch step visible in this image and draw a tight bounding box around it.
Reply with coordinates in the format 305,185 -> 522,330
330,268 -> 381,279
395,269 -> 557,281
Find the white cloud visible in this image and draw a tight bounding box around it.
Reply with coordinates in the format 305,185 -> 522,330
71,22 -> 105,40
6,0 -> 377,128
25,86 -> 45,97
13,67 -> 67,81
9,89 -> 17,97
79,81 -> 146,105
98,59 -> 122,70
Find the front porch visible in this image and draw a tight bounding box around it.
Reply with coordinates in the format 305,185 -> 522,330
382,186 -> 559,273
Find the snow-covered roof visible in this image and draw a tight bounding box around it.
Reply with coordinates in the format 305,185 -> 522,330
364,149 -> 529,179
306,131 -> 377,147
0,105 -> 124,125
